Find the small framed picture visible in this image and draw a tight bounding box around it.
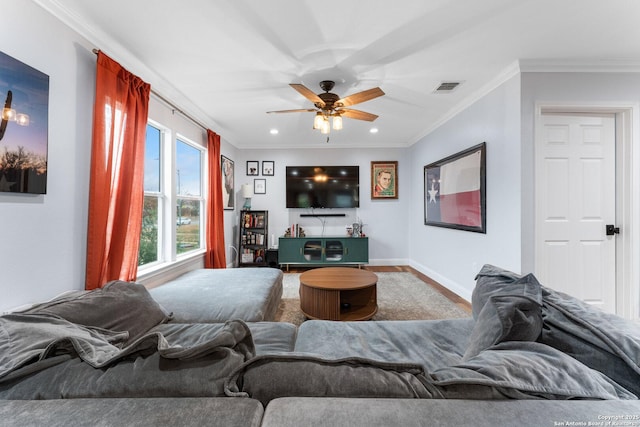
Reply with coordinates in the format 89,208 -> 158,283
254,178 -> 266,194
371,161 -> 398,199
262,160 -> 274,176
246,161 -> 259,176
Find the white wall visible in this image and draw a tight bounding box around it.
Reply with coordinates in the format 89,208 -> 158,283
229,147 -> 411,266
0,2 -> 96,311
520,71 -> 640,273
408,75 -> 522,301
520,71 -> 640,319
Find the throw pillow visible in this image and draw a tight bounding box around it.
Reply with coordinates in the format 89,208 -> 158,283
471,265 -> 541,319
540,285 -> 640,397
462,293 -> 542,361
20,280 -> 171,345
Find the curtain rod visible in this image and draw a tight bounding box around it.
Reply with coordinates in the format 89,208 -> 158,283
92,48 -> 209,132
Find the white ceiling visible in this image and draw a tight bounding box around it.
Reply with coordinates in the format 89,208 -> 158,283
35,0 -> 640,149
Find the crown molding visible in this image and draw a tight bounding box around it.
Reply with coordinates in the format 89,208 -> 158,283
409,60 -> 521,145
32,0 -> 225,137
519,58 -> 640,73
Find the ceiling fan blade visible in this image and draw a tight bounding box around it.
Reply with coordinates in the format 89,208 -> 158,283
290,84 -> 325,106
340,108 -> 379,122
267,108 -> 318,114
337,87 -> 385,107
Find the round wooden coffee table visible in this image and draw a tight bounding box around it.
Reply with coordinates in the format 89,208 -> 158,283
299,267 -> 378,321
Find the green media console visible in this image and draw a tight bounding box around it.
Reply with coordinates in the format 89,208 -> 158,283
278,237 -> 368,270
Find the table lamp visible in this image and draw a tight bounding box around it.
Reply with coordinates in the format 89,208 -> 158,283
241,183 -> 253,209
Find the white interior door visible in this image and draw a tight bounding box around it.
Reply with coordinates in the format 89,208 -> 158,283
535,113 -> 616,313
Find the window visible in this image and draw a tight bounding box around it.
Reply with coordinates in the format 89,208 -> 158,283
139,123 -> 206,270
176,138 -> 203,255
139,124 -> 162,266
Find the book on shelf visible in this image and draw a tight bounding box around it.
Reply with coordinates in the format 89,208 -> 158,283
241,251 -> 254,263
243,212 -> 266,229
242,231 -> 265,245
240,248 -> 266,264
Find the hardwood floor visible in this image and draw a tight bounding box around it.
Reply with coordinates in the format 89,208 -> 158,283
283,265 -> 472,314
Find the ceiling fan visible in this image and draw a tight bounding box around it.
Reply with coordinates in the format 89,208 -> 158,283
267,80 -> 384,134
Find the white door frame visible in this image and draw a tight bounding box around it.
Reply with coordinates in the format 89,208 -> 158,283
535,102 -> 640,319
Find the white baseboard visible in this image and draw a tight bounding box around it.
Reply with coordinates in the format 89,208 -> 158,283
409,260 -> 472,303
367,258 -> 410,266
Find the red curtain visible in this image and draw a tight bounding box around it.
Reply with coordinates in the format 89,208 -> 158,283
85,51 -> 150,290
205,129 -> 227,268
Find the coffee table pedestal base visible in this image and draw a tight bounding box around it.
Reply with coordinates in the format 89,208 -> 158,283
299,273 -> 377,321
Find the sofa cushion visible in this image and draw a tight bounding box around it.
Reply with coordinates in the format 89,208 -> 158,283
472,265 -> 541,319
261,398 -> 640,427
149,268 -> 283,323
430,341 -> 636,400
0,397 -> 264,427
294,319 -> 473,372
463,293 -> 542,361
151,321 -> 298,355
20,280 -> 171,344
225,354 -> 432,405
540,286 -> 640,396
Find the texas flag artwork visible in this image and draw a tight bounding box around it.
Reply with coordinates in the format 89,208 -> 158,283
424,143 -> 485,233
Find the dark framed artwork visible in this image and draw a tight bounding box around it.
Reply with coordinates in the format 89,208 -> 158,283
221,155 -> 234,210
262,160 -> 274,176
254,178 -> 266,194
371,161 -> 398,199
0,51 -> 49,194
424,142 -> 486,233
246,161 -> 259,176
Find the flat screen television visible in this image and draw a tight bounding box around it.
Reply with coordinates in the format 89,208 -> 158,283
286,166 -> 359,208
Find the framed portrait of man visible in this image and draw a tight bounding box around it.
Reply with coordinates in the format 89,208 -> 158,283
371,161 -> 398,199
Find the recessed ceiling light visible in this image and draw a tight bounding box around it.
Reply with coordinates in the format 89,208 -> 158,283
270,129 -> 279,135
369,128 -> 379,134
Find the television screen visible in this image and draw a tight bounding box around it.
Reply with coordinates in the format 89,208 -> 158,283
286,166 -> 359,208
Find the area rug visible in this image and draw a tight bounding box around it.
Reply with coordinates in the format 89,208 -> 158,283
274,272 -> 471,326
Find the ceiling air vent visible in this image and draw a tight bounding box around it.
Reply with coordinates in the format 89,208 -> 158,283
434,81 -> 461,93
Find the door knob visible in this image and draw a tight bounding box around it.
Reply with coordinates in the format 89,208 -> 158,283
606,224 -> 620,236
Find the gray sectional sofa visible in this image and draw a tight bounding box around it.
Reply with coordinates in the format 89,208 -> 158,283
1,265 -> 639,426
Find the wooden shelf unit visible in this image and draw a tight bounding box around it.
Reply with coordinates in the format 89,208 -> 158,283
239,210 -> 268,267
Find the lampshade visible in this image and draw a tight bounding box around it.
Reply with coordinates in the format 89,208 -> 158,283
241,183 -> 253,198
332,114 -> 343,130
2,108 -> 16,121
313,113 -> 323,130
16,113 -> 29,126
320,117 -> 330,134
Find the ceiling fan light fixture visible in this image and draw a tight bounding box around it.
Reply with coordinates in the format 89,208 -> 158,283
313,112 -> 324,129
2,108 -> 16,121
16,113 -> 29,126
332,114 -> 343,130
320,117 -> 330,134
269,81 -> 384,136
